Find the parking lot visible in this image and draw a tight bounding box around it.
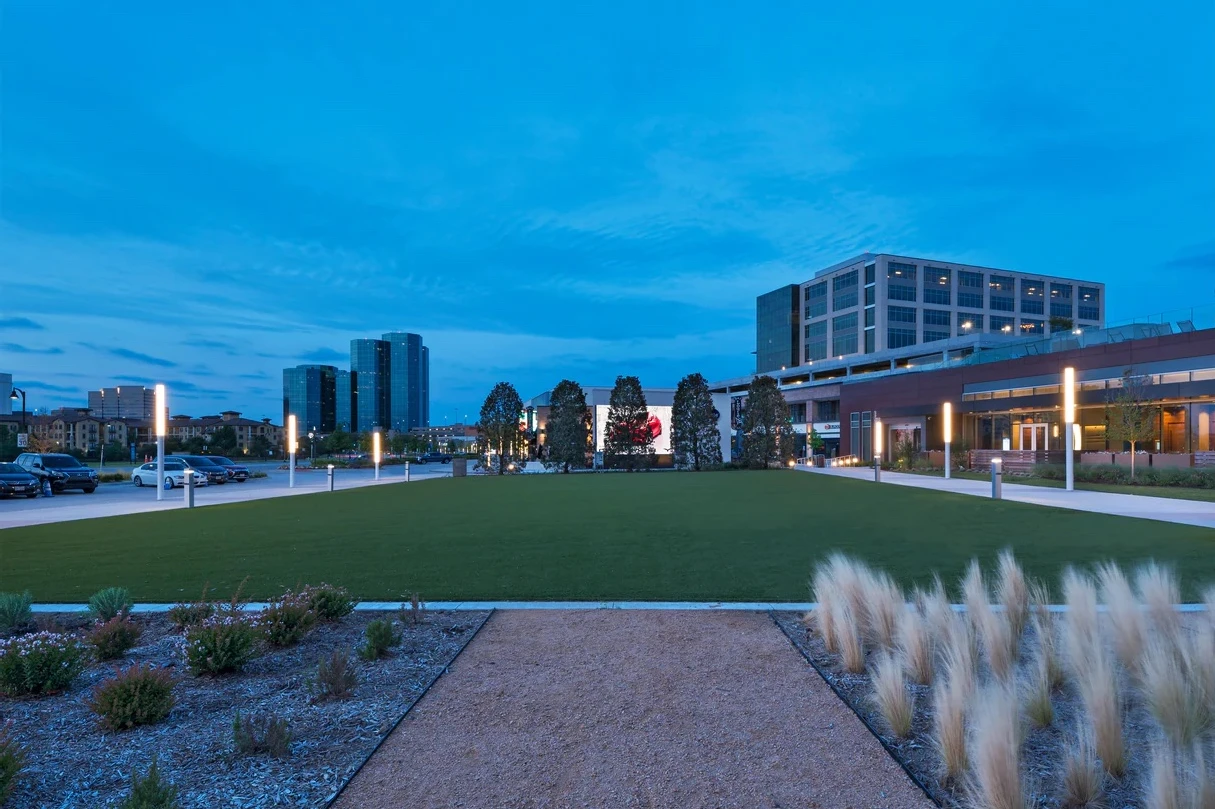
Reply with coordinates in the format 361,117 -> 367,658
0,463 -> 452,529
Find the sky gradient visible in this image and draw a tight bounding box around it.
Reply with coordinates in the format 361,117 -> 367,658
2,1 -> 1213,423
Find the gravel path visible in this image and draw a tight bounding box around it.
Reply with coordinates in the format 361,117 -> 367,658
334,609 -> 933,809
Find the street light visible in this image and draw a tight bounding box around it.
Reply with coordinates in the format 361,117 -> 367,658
308,430 -> 316,465
155,384 -> 166,500
287,415 -> 298,489
9,387 -> 26,435
943,402 -> 953,480
1063,366 -> 1076,492
873,417 -> 883,483
373,430 -> 382,480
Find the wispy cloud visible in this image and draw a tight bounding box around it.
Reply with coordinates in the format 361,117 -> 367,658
78,343 -> 179,368
0,317 -> 45,331
1,343 -> 64,355
298,347 -> 347,363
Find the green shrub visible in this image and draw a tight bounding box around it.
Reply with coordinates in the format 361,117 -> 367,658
402,593 -> 426,626
0,631 -> 88,696
167,600 -> 214,630
232,710 -> 291,758
1033,463 -> 1215,489
0,592 -> 32,633
259,591 -> 317,647
358,618 -> 401,661
89,616 -> 142,660
98,472 -> 130,483
312,651 -> 357,700
303,584 -> 356,621
184,613 -> 260,675
118,758 -> 180,809
89,587 -> 133,621
0,723 -> 23,805
89,665 -> 175,731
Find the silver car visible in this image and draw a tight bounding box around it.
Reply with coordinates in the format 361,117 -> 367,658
131,461 -> 207,489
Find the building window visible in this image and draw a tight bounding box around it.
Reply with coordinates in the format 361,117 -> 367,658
805,320 -> 828,361
833,290 -> 858,310
1078,305 -> 1099,321
1020,319 -> 1044,335
833,270 -> 858,311
864,329 -> 875,353
923,309 -> 951,327
888,305 -> 916,324
833,270 -> 858,291
957,315 -> 983,335
833,312 -> 857,331
924,330 -> 950,343
864,307 -> 875,327
864,264 -> 876,284
888,285 -> 917,302
805,281 -> 828,319
1050,283 -> 1072,301
991,315 -> 1015,333
887,262 -> 916,281
816,400 -> 840,422
923,267 -> 951,305
888,327 -> 917,348
789,403 -> 807,423
958,291 -> 984,309
832,333 -> 858,356
958,270 -> 983,288
990,295 -> 1014,312
1078,286 -> 1100,321
864,286 -> 875,306
1050,301 -> 1074,318
924,287 -> 950,305
1020,278 -> 1045,315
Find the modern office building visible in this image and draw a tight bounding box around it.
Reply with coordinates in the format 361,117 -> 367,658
282,365 -> 337,433
87,386 -> 157,419
0,373 -> 11,416
382,332 -> 429,432
335,369 -> 356,431
755,254 -> 1105,373
350,339 -> 390,431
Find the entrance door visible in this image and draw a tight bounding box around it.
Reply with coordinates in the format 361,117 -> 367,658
1020,423 -> 1048,451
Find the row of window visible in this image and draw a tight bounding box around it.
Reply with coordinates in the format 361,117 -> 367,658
961,369 -> 1215,402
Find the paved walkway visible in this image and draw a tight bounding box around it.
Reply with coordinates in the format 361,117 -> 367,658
334,610 -> 931,809
810,466 -> 1215,530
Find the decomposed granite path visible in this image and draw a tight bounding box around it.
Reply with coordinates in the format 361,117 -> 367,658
334,610 -> 932,809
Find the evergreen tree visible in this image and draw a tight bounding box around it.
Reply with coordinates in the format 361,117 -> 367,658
544,380 -> 591,473
605,375 -> 653,471
118,758 -> 180,809
671,373 -> 722,470
479,382 -> 524,475
741,375 -> 794,468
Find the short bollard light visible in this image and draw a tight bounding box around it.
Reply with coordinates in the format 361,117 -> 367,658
873,417 -> 883,483
184,470 -> 195,508
991,457 -> 1003,500
405,461 -> 411,483
373,431 -> 382,481
327,464 -> 335,492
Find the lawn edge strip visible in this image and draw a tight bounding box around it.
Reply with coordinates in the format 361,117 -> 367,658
323,608 -> 496,808
767,609 -> 943,808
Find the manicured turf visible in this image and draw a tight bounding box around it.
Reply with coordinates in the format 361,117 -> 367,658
1,472 -> 1213,602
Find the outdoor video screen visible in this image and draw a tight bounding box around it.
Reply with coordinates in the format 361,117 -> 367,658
593,405 -> 672,454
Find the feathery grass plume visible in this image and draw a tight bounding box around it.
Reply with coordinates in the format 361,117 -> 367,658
1076,643 -> 1126,777
1024,649 -> 1055,729
1142,635 -> 1206,748
810,564 -> 838,654
1029,580 -> 1065,690
1204,585 -> 1215,634
898,605 -> 934,685
829,553 -> 870,631
963,559 -> 1016,681
1062,567 -> 1100,680
1186,630 -> 1215,732
933,667 -> 969,783
1097,562 -> 1145,677
832,597 -> 865,673
966,683 -> 1025,809
872,651 -> 914,738
1146,742 -> 1182,809
996,550 -> 1030,648
1188,742 -> 1215,809
963,559 -> 989,634
865,571 -> 903,651
1136,562 -> 1181,643
1059,722 -> 1105,809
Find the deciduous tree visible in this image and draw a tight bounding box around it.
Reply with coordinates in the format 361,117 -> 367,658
1105,369 -> 1158,480
672,373 -> 722,470
741,375 -> 794,468
480,382 -> 524,475
209,426 -> 239,455
605,375 -> 653,471
544,380 -> 590,473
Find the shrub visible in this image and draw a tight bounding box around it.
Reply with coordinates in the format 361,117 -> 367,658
167,600 -> 214,631
89,587 -> 133,621
1059,723 -> 1104,809
0,592 -> 32,633
303,584 -> 356,621
1024,650 -> 1055,729
403,593 -> 426,625
872,651 -> 914,738
312,651 -> 357,700
0,631 -> 88,696
965,684 -> 1023,809
118,758 -> 180,809
0,722 -> 23,805
184,613 -> 260,675
233,710 -> 291,758
89,665 -> 175,731
259,591 -> 317,647
90,616 -> 142,660
359,618 -> 401,661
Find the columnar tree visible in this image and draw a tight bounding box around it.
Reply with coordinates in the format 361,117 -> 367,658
480,381 -> 524,475
605,375 -> 654,471
1105,369 -> 1159,480
671,373 -> 722,470
741,375 -> 794,468
544,380 -> 591,473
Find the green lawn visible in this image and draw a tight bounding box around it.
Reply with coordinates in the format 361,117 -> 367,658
1,472 -> 1212,602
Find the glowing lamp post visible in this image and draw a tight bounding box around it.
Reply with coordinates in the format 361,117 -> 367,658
943,402 -> 953,481
873,417 -> 882,483
373,431 -> 382,480
1063,366 -> 1076,492
155,384 -> 166,501
287,415 -> 298,489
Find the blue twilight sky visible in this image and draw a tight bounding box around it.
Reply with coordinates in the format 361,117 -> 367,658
1,2 -> 1213,423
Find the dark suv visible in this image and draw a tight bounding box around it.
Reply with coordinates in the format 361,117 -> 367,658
168,455 -> 229,485
417,452 -> 453,464
207,456 -> 251,482
15,452 -> 100,493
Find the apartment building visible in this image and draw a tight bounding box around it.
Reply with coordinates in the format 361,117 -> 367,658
756,254 -> 1105,373
87,386 -> 157,419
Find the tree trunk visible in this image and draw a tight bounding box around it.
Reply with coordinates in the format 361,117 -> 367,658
497,439 -> 504,475
1130,441 -> 1136,480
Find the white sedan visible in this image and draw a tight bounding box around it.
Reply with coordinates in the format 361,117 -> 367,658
131,461 -> 208,489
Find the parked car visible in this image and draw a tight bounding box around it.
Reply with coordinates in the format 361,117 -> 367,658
206,456 -> 250,482
168,455 -> 229,485
417,452 -> 453,464
14,452 -> 99,493
131,461 -> 207,489
0,462 -> 41,498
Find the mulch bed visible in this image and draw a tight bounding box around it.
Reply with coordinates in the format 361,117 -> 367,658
1,609 -> 489,808
773,611 -> 1157,809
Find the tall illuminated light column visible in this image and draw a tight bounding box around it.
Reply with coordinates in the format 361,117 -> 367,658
943,402 -> 953,481
155,384 -> 166,500
1063,367 -> 1076,492
287,415 -> 298,489
373,431 -> 382,481
873,417 -> 883,483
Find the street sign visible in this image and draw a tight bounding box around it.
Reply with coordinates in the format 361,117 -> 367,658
16,433 -> 28,448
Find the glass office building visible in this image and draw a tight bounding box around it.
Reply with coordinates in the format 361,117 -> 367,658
335,369 -> 356,431
382,332 -> 430,432
282,365 -> 337,433
755,285 -> 800,373
351,339 -> 391,431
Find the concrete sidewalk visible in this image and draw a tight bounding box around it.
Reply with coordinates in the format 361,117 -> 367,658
810,465 -> 1215,529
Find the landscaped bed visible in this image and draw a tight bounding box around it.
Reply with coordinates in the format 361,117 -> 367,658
0,598 -> 488,807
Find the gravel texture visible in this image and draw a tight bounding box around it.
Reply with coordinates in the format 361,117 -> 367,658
335,609 -> 934,809
0,609 -> 488,808
774,611 -> 1162,809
